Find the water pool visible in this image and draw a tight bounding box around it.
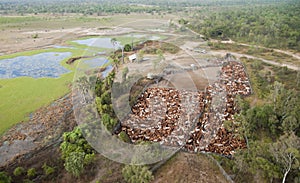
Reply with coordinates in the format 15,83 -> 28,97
83,57 -> 110,68
72,38 -> 114,49
0,52 -> 72,79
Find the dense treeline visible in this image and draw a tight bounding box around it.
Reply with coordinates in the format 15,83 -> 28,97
230,82 -> 300,183
0,0 -> 296,15
0,3 -> 166,15
189,2 -> 300,51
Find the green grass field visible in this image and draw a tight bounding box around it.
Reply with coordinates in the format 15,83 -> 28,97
0,74 -> 72,134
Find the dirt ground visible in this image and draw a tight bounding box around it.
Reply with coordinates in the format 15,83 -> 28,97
153,152 -> 229,183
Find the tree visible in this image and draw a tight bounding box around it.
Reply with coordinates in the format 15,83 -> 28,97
101,113 -> 118,132
122,165 -> 154,183
178,18 -> 188,25
13,167 -> 25,176
31,33 -> 38,39
111,38 -> 117,50
96,91 -> 114,116
124,44 -> 132,52
42,163 -> 55,176
111,38 -> 124,64
112,58 -> 120,70
234,141 -> 281,181
270,82 -> 299,135
0,172 -> 11,183
282,115 -> 298,134
119,131 -> 131,143
60,127 -> 95,177
64,151 -> 85,177
270,133 -> 300,183
27,168 -> 36,178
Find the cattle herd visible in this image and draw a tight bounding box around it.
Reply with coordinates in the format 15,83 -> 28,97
118,61 -> 251,156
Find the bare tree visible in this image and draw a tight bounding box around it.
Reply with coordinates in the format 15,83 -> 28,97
111,38 -> 117,50
270,133 -> 300,183
111,38 -> 124,64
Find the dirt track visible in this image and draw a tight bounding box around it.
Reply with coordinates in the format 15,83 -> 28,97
210,50 -> 299,71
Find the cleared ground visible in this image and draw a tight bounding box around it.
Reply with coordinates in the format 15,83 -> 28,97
153,152 -> 229,183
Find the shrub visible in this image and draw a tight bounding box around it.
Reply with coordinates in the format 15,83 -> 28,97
119,131 -> 131,143
0,171 -> 12,183
122,165 -> 154,183
27,168 -> 36,178
42,163 -> 55,176
31,33 -> 38,39
13,166 -> 25,176
124,44 -> 132,52
64,151 -> 85,177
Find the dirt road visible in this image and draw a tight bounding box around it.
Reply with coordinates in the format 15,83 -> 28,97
173,21 -> 299,71
210,50 -> 299,71
217,39 -> 300,60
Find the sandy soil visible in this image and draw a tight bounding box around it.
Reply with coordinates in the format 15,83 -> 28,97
153,152 -> 230,183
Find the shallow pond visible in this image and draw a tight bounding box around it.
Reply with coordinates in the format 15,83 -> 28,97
83,57 -> 110,68
52,45 -> 75,49
0,52 -> 72,79
72,37 -> 114,49
125,34 -> 161,40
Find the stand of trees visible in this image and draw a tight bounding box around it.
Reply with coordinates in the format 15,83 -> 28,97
227,81 -> 300,183
189,1 -> 300,51
0,0 -> 296,16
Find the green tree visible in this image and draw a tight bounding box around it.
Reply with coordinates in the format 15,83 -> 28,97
124,44 -> 132,52
64,151 -> 85,177
60,127 -> 96,177
13,166 -> 25,176
101,113 -> 118,132
119,131 -> 131,143
112,58 -> 120,70
0,172 -> 11,183
27,168 -> 36,178
42,163 -> 55,176
234,141 -> 281,181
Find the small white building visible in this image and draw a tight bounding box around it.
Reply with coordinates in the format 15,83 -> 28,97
129,54 -> 137,62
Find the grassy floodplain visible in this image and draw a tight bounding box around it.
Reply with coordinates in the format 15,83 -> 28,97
0,33 -> 153,134
0,48 -> 86,134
